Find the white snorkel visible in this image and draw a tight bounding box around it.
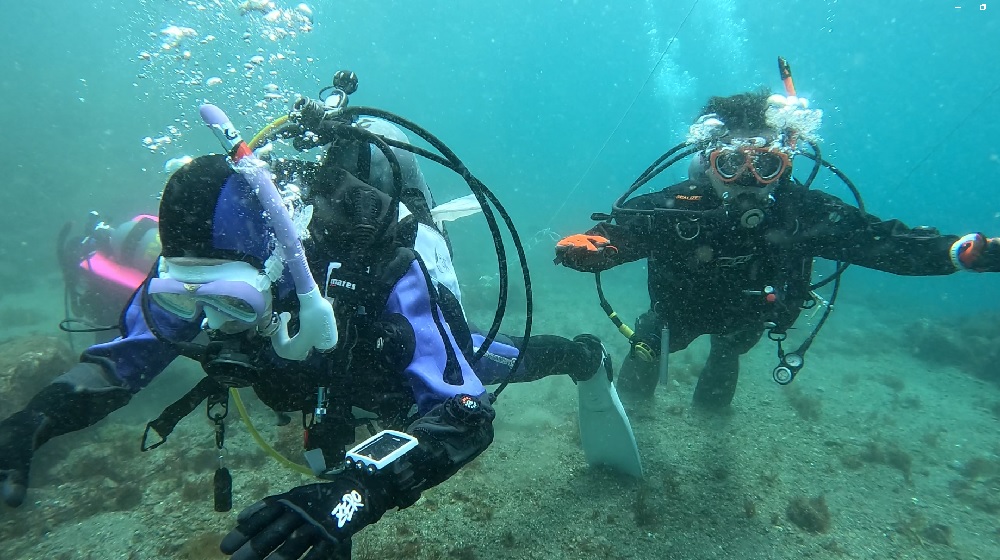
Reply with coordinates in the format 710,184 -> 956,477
199,103 -> 338,361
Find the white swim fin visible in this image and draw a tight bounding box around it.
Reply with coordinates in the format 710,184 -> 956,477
577,369 -> 643,478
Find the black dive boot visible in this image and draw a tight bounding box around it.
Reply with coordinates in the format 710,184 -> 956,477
616,310 -> 664,400
568,334 -> 608,382
616,351 -> 660,399
692,336 -> 741,409
501,334 -> 604,383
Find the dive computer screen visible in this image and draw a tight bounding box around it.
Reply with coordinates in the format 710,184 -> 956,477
354,432 -> 411,461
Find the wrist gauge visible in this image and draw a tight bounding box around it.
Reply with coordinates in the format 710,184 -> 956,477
345,430 -> 418,473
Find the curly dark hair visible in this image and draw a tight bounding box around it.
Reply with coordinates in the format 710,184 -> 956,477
696,89 -> 772,131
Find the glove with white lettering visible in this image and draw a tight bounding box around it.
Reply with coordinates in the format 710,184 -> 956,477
950,233 -> 1000,272
220,474 -> 389,560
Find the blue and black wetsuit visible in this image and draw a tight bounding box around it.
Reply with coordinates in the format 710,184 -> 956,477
15,157 -> 496,504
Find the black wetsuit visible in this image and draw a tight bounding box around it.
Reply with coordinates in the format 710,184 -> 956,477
575,179 -> 962,406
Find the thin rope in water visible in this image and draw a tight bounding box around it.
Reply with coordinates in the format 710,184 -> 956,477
546,0 -> 701,229
893,81 -> 1000,190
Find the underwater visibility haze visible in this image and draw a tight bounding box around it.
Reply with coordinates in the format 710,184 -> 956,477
0,1 -> 998,559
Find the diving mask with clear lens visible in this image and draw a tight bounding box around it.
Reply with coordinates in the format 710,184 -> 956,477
148,258 -> 275,328
707,139 -> 792,185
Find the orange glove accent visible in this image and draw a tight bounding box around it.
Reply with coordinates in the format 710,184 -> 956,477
553,234 -> 618,269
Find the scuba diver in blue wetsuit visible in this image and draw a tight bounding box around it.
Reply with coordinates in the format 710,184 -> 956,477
0,72 -> 640,559
555,58 -> 1000,409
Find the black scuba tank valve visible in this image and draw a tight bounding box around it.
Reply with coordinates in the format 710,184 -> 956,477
315,69 -> 357,112
333,70 -> 358,95
324,89 -> 348,111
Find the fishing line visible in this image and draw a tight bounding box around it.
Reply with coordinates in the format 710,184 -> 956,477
547,0 -> 701,227
892,81 -> 1000,190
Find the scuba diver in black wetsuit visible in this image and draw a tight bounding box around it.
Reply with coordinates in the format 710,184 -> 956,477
0,72 -> 640,559
555,59 -> 1000,410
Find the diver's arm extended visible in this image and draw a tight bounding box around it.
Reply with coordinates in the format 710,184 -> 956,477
219,391 -> 494,559
554,192 -> 662,272
0,285 -> 198,507
80,286 -> 203,391
10,285 -> 197,432
797,190 -> 996,275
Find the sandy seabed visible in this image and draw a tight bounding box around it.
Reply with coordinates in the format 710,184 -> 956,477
1,277 -> 998,560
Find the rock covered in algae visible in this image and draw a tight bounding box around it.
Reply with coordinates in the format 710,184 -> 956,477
0,336 -> 75,419
905,314 -> 1000,384
786,494 -> 832,533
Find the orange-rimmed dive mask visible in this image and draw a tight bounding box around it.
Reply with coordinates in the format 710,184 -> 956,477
707,142 -> 792,185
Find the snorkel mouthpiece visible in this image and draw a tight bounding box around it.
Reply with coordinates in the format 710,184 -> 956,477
200,104 -> 338,360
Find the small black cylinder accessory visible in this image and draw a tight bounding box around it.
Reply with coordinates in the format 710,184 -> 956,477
214,466 -> 233,512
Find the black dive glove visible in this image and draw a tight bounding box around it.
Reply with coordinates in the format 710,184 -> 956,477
220,474 -> 391,560
0,409 -> 45,507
